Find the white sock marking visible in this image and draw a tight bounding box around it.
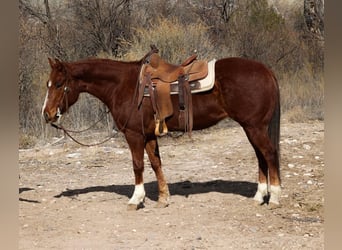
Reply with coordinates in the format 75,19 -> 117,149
269,185 -> 281,205
253,182 -> 268,203
128,183 -> 146,205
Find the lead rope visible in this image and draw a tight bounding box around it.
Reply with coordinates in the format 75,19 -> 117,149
51,123 -> 113,147
57,109 -> 111,134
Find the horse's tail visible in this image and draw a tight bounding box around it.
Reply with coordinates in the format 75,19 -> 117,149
268,75 -> 281,176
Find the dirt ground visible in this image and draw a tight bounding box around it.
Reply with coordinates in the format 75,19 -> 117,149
19,119 -> 324,249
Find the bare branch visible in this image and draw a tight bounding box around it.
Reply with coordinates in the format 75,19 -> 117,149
19,0 -> 48,24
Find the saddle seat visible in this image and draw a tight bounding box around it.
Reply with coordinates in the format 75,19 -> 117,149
146,53 -> 208,83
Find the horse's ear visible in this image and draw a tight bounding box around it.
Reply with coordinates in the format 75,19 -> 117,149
48,58 -> 55,68
48,58 -> 64,71
150,44 -> 159,53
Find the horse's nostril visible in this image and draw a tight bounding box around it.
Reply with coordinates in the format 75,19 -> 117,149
44,112 -> 50,122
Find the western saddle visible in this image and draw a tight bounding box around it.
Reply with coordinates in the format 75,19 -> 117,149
138,45 -> 208,136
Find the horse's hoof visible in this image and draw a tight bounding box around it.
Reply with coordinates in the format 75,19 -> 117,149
127,204 -> 138,211
253,193 -> 269,206
155,196 -> 169,208
155,201 -> 169,208
268,202 -> 281,210
253,199 -> 264,206
253,193 -> 266,204
127,202 -> 144,210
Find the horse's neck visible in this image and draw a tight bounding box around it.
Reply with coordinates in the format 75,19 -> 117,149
71,60 -> 139,107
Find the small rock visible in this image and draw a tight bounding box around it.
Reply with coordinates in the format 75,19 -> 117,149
249,226 -> 259,233
66,153 -> 81,158
294,203 -> 301,208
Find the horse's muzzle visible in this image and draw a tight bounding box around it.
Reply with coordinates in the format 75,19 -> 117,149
43,111 -> 57,123
43,107 -> 62,123
43,112 -> 50,123
43,111 -> 59,123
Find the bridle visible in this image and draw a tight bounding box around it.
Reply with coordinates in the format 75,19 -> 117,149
56,76 -> 71,119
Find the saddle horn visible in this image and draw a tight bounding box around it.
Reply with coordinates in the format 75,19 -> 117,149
150,44 -> 159,53
142,45 -> 160,64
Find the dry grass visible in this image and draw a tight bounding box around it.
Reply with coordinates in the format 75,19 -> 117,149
19,133 -> 37,149
120,17 -> 217,63
279,67 -> 324,121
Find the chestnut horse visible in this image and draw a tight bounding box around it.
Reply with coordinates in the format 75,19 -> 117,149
42,49 -> 281,209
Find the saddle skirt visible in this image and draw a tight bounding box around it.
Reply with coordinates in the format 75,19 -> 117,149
143,59 -> 216,96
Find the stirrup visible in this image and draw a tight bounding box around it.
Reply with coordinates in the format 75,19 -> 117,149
155,119 -> 168,136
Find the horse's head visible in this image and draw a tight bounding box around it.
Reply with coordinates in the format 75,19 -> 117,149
42,58 -> 80,123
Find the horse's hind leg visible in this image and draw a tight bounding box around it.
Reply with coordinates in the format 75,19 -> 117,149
244,126 -> 281,205
252,147 -> 269,204
145,136 -> 170,207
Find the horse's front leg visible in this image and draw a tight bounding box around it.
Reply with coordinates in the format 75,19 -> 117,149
145,135 -> 170,208
125,131 -> 146,210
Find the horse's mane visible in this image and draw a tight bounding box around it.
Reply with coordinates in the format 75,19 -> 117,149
67,57 -> 143,66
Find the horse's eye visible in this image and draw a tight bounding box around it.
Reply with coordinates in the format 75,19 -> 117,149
55,82 -> 63,88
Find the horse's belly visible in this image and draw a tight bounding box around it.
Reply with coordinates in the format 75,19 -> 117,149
167,90 -> 228,131
192,96 -> 228,130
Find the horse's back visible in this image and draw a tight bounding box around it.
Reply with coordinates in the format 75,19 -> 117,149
215,57 -> 279,125
215,57 -> 277,89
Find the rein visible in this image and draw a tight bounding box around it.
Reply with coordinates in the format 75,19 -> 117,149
51,106 -> 113,147
51,123 -> 113,147
56,109 -> 111,134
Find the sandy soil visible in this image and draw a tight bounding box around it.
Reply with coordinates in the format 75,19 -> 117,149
19,120 -> 324,249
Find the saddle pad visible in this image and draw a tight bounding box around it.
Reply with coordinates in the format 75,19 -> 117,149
143,59 -> 216,96
176,58 -> 216,94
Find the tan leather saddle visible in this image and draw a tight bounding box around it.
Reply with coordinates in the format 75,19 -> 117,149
138,46 -> 208,136
145,53 -> 208,83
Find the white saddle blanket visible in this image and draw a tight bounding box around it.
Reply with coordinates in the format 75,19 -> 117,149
169,58 -> 216,95
144,59 -> 216,96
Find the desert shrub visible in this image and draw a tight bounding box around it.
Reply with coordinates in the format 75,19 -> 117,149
223,0 -> 324,122
279,67 -> 324,121
19,133 -> 37,149
225,0 -> 304,73
120,17 -> 216,63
